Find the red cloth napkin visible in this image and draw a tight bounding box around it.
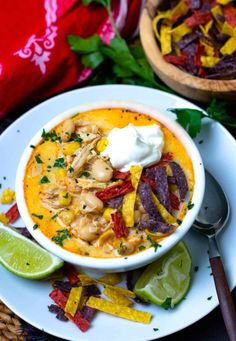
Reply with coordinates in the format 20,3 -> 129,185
0,0 -> 143,119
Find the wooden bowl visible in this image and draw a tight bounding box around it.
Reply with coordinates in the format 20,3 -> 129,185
140,0 -> 236,102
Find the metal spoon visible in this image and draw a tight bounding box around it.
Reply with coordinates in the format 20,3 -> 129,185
193,170 -> 236,341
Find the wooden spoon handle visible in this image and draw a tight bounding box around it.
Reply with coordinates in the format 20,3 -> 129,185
210,256 -> 236,341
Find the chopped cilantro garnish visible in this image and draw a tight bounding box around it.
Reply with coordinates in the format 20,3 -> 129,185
187,201 -> 194,210
63,192 -> 69,198
194,266 -> 199,272
33,224 -> 39,230
161,297 -> 172,310
32,213 -> 43,220
198,140 -> 204,144
207,296 -> 212,301
138,245 -> 146,251
73,134 -> 83,143
53,158 -> 65,168
176,219 -> 182,225
147,235 -> 161,252
42,129 -> 61,142
51,214 -> 58,221
40,176 -> 50,184
30,145 -> 35,149
83,205 -> 87,209
35,155 -> 43,164
153,328 -> 159,331
69,166 -> 74,173
47,165 -> 52,169
80,171 -> 90,178
52,229 -> 71,246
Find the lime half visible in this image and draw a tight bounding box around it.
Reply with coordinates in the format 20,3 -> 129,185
0,224 -> 64,279
134,241 -> 191,308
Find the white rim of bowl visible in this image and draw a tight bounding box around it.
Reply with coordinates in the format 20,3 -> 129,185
16,100 -> 205,271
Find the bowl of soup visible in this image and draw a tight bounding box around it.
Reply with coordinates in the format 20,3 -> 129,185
16,100 -> 205,272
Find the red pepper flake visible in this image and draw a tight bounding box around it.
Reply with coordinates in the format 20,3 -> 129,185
111,212 -> 129,238
185,11 -> 212,28
169,192 -> 180,210
224,4 -> 236,28
5,203 -> 20,223
65,264 -> 79,285
164,54 -> 187,66
141,174 -> 156,191
113,171 -> 130,180
194,44 -> 205,67
96,180 -> 134,202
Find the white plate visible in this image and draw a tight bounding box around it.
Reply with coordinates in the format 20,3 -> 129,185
0,85 -> 236,341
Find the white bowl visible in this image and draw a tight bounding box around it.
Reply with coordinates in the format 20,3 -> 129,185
16,100 -> 205,273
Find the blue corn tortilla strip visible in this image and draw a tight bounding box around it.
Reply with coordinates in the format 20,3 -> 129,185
207,55 -> 236,79
82,285 -> 101,296
138,217 -> 174,234
53,280 -> 77,293
138,182 -> 163,222
169,162 -> 188,201
80,306 -> 96,322
106,196 -> 123,209
154,166 -> 171,212
189,0 -> 200,9
176,32 -> 198,50
48,304 -> 68,321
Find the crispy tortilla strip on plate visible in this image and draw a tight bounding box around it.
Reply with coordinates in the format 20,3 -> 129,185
103,287 -> 133,307
78,274 -> 97,286
86,297 -> 152,324
104,284 -> 136,298
99,273 -> 122,286
65,287 -> 83,317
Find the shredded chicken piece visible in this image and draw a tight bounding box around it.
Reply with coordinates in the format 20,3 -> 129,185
75,179 -> 107,189
40,185 -> 67,210
70,214 -> 104,242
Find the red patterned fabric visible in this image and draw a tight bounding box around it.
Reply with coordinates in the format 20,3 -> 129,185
0,0 -> 142,118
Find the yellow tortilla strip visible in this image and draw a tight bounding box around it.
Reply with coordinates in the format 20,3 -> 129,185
99,273 -> 122,286
152,11 -> 171,40
78,273 -> 97,286
86,297 -> 152,324
200,20 -> 213,37
122,166 -> 142,227
103,287 -> 133,307
151,192 -> 176,224
217,0 -> 233,4
211,5 -> 224,30
220,36 -> 236,54
171,23 -> 191,42
221,21 -> 236,36
201,56 -> 220,68
160,25 -> 172,55
65,287 -> 83,317
104,284 -> 136,298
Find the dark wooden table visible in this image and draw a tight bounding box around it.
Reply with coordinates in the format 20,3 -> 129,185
1,106 -> 235,341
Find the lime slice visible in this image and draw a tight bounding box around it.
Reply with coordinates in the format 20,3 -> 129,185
134,241 -> 191,308
0,224 -> 64,279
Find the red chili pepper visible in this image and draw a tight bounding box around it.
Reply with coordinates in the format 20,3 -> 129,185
111,212 -> 129,238
65,264 -> 79,285
169,192 -> 180,210
164,54 -> 187,66
185,11 -> 212,28
5,203 -> 20,223
113,171 -> 130,180
49,288 -> 68,309
194,44 -> 205,67
224,4 -> 236,28
141,174 -> 156,191
148,153 -> 174,170
96,180 -> 134,202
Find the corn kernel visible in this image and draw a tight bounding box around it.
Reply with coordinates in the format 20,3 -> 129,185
55,168 -> 67,179
62,141 -> 80,155
59,191 -> 71,206
96,138 -> 108,153
103,208 -> 116,221
0,213 -> 10,224
59,209 -> 75,225
0,189 -> 15,204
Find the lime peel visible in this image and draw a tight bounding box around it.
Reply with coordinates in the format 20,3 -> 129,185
0,223 -> 64,279
134,241 -> 191,308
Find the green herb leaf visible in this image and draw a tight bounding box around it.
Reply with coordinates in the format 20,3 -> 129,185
80,171 -> 90,178
207,296 -> 212,300
207,98 -> 236,128
32,213 -> 43,220
30,145 -> 35,149
52,229 -> 71,246
35,155 -> 43,164
68,34 -> 102,54
81,51 -> 105,69
161,297 -> 172,310
40,176 -> 50,184
53,158 -> 65,168
153,328 -> 159,331
82,0 -> 111,7
169,108 -> 204,138
147,235 -> 161,252
69,166 -> 74,173
187,201 -> 194,210
73,134 -> 83,143
138,245 -> 146,251
51,214 -> 58,221
42,129 -> 61,142
33,224 -> 39,230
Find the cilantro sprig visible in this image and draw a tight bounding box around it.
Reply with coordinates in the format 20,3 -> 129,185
52,229 -> 71,246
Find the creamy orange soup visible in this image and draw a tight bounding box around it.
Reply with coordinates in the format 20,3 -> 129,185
24,108 -> 194,258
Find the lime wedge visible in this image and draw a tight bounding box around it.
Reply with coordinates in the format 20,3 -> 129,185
134,241 -> 191,308
0,224 -> 64,279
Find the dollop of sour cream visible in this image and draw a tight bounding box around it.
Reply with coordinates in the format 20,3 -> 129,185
101,123 -> 164,172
